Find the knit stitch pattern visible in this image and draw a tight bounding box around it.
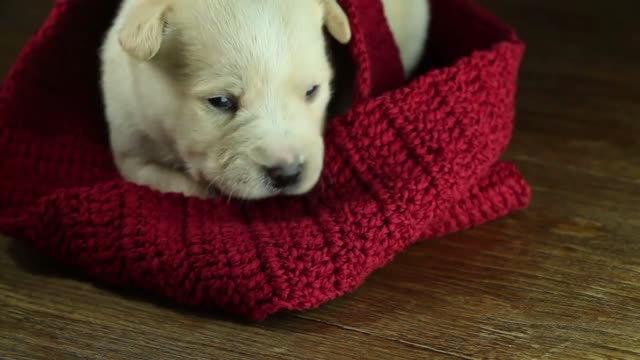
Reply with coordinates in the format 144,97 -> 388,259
0,0 -> 530,320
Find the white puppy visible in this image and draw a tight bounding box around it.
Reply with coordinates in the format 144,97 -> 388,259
100,0 -> 429,199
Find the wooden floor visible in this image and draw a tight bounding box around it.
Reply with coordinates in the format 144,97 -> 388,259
1,1 -> 639,359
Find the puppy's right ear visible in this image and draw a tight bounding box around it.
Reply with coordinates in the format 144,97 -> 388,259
118,0 -> 170,61
320,0 -> 352,44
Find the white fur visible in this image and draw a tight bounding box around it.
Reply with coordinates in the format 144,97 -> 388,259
382,0 -> 430,76
100,0 -> 429,199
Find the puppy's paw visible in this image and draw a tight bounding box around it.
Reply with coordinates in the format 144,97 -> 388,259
160,176 -> 209,199
118,157 -> 209,198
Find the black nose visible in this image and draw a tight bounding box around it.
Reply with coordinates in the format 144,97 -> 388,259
266,162 -> 303,189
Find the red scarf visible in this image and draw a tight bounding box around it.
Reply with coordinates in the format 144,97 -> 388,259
0,0 -> 530,320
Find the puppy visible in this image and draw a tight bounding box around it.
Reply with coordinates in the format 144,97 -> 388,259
100,0 -> 429,199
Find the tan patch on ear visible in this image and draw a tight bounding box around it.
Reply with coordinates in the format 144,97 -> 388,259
118,1 -> 170,61
321,0 -> 352,44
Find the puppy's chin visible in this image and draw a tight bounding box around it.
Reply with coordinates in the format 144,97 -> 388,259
208,176 -> 316,200
200,168 -> 321,200
192,146 -> 324,200
216,181 -> 277,200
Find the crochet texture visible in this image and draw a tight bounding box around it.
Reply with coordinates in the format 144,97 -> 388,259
0,0 -> 530,320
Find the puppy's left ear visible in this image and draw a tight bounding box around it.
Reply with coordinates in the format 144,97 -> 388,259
320,0 -> 352,44
118,0 -> 171,61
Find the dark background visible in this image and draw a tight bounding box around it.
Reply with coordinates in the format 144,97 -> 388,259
1,1 -> 639,359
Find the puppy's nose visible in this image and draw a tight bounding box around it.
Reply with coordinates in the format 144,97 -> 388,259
266,161 -> 303,189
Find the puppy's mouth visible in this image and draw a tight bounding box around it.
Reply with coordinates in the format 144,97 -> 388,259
190,159 -> 310,200
203,174 -> 296,200
192,170 -> 267,200
176,154 -> 272,199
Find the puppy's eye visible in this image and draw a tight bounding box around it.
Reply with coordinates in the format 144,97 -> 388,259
207,96 -> 237,111
305,85 -> 319,100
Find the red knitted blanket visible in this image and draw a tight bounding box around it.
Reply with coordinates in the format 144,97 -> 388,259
0,0 -> 530,320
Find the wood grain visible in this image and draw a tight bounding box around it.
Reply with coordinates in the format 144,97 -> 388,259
1,0 -> 639,359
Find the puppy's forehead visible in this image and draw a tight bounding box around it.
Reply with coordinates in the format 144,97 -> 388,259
176,0 -> 324,51
170,0 -> 330,89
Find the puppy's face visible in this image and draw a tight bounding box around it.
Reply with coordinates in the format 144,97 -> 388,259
119,0 -> 351,199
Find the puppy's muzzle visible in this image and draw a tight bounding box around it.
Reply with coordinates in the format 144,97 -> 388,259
250,145 -> 306,190
265,160 -> 303,189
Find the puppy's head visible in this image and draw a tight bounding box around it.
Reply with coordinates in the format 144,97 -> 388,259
118,0 -> 351,199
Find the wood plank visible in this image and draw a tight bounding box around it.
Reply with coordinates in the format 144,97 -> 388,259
298,165 -> 640,359
1,237 -> 438,360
